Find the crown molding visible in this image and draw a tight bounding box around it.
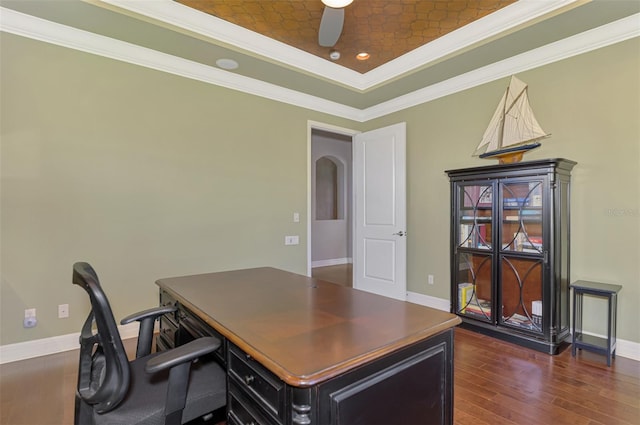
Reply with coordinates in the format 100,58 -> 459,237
361,0 -> 581,89
102,0 -> 581,91
0,7 -> 364,121
102,0 -> 363,88
1,7 -> 638,123
362,13 -> 640,121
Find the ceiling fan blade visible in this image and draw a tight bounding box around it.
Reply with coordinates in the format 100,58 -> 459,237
318,7 -> 344,47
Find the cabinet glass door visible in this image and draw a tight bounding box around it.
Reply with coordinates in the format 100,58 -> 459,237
500,256 -> 543,333
455,252 -> 492,322
501,181 -> 543,253
499,180 -> 545,333
457,184 -> 492,250
455,183 -> 494,321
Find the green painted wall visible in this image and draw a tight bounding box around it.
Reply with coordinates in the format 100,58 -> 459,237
1,32 -> 638,346
367,38 -> 639,344
0,33 -> 358,344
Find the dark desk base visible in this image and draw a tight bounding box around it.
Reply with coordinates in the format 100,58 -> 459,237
159,291 -> 455,425
228,331 -> 454,425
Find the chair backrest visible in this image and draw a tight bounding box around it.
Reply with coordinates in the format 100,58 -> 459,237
73,262 -> 130,414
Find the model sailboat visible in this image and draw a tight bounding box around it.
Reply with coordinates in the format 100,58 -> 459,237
474,76 -> 550,164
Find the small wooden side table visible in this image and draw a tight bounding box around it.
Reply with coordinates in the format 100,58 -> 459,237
570,280 -> 622,366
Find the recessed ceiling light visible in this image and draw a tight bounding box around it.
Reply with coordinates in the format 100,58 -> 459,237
356,52 -> 370,61
329,50 -> 341,61
216,58 -> 239,70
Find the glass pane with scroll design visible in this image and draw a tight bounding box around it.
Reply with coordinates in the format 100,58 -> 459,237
458,184 -> 492,250
500,256 -> 543,332
456,252 -> 492,321
501,181 -> 543,253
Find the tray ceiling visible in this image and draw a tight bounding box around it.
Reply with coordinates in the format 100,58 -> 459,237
1,0 -> 638,119
176,0 -> 516,73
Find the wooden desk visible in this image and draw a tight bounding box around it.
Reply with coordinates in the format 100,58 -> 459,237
156,267 -> 461,425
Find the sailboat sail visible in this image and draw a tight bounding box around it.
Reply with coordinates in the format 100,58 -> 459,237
474,76 -> 549,157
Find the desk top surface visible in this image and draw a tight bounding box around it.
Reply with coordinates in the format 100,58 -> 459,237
156,267 -> 460,387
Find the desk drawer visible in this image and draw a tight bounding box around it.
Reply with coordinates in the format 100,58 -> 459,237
178,309 -> 226,366
228,381 -> 279,425
155,334 -> 173,352
157,316 -> 178,351
159,290 -> 179,323
228,344 -> 285,422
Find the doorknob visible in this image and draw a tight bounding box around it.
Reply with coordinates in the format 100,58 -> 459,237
393,231 -> 406,236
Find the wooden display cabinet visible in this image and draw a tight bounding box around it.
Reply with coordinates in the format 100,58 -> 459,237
446,159 -> 576,354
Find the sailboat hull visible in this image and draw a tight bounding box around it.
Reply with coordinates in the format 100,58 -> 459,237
479,142 -> 541,164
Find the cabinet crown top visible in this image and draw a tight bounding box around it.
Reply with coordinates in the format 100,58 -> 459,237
446,158 -> 576,178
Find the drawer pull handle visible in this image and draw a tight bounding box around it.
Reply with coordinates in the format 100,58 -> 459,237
244,375 -> 255,385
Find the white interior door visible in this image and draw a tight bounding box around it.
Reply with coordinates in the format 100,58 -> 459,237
353,122 -> 406,300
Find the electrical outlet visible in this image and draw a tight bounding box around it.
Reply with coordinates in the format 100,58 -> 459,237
23,308 -> 37,328
428,275 -> 434,285
58,304 -> 69,319
293,212 -> 300,223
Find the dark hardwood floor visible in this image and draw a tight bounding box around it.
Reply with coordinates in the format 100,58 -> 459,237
0,339 -> 137,424
312,263 -> 353,287
1,327 -> 638,425
453,327 -> 639,425
2,264 -> 638,424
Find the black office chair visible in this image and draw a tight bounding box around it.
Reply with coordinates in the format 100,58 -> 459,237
72,262 -> 226,425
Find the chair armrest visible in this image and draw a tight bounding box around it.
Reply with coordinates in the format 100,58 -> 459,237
121,305 -> 177,358
120,305 -> 177,325
145,337 -> 223,423
144,336 -> 222,374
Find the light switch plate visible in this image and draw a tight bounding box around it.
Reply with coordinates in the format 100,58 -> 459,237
285,235 -> 299,245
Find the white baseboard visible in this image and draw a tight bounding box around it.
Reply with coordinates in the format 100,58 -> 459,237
311,258 -> 352,268
405,291 -> 640,362
617,340 -> 640,362
406,291 -> 451,312
2,297 -> 638,364
579,330 -> 640,362
0,322 -> 140,364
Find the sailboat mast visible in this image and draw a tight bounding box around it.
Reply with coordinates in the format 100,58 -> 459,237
497,83 -> 509,149
499,79 -> 528,148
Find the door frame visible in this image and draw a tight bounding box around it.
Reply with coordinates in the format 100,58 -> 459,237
307,120 -> 360,277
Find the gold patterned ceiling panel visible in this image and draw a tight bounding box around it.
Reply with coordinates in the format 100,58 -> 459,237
177,0 -> 516,73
